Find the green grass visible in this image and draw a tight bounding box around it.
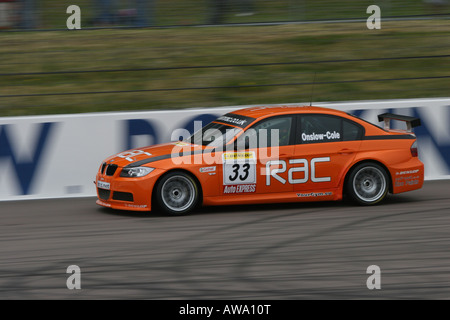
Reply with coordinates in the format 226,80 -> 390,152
36,0 -> 449,28
0,20 -> 449,116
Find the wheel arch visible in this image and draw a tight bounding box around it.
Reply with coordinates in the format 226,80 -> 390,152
152,168 -> 204,207
342,159 -> 393,197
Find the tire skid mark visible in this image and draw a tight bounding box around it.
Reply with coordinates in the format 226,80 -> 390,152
231,204 -> 450,297
0,181 -> 448,299
170,207 -> 329,295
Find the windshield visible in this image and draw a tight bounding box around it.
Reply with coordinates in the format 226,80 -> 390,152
187,122 -> 242,147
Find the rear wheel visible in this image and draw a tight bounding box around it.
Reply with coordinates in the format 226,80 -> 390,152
154,171 -> 200,215
347,162 -> 389,205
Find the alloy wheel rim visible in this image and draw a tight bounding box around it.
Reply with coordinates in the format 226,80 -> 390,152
353,166 -> 386,202
161,176 -> 195,212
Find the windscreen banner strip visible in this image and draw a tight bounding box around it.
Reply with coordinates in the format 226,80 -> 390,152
213,113 -> 256,128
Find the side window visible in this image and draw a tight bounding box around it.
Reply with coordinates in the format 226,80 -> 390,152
297,115 -> 342,144
343,120 -> 363,141
237,116 -> 293,148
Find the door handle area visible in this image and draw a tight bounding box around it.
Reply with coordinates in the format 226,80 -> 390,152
338,148 -> 356,155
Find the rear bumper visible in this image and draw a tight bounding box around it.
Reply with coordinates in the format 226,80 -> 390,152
389,158 -> 424,194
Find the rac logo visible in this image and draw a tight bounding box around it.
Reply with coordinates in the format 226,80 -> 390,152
266,157 -> 331,185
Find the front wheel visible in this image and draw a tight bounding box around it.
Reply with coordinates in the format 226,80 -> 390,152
154,171 -> 200,215
346,162 -> 389,205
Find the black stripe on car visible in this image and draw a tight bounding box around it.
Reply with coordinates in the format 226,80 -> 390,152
363,134 -> 415,140
125,150 -> 207,168
125,134 -> 414,168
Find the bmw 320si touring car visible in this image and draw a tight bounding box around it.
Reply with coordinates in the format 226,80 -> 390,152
95,106 -> 424,215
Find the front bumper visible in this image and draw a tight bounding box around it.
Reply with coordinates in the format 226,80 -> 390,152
95,166 -> 165,212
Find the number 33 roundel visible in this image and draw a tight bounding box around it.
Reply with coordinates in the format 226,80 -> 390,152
222,152 -> 256,185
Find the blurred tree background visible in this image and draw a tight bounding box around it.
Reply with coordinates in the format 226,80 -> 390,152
0,1 -> 449,116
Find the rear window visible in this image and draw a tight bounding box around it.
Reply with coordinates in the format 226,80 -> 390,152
343,120 -> 363,141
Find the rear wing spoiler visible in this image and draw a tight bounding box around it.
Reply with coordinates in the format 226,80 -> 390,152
377,113 -> 421,133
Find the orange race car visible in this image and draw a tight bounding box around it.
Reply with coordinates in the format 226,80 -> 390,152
95,106 -> 424,215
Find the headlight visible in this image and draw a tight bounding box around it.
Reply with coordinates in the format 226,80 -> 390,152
120,167 -> 155,177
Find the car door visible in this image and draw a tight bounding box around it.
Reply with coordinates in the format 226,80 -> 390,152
292,114 -> 363,193
221,115 -> 296,196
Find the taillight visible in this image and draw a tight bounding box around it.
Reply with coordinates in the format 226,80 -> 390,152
411,141 -> 418,157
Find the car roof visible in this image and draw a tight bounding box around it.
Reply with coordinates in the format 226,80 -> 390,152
230,105 -> 350,119
228,105 -> 393,136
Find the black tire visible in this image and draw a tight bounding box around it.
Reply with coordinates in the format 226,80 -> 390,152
154,171 -> 200,215
346,162 -> 389,206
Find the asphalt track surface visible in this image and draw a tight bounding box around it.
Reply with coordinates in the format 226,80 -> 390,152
1,180 -> 449,299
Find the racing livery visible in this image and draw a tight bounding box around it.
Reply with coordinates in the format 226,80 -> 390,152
95,106 -> 424,215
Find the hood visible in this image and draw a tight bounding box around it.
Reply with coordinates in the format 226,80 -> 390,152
104,142 -> 204,168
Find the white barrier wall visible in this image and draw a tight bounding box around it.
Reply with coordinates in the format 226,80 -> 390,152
0,98 -> 449,201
